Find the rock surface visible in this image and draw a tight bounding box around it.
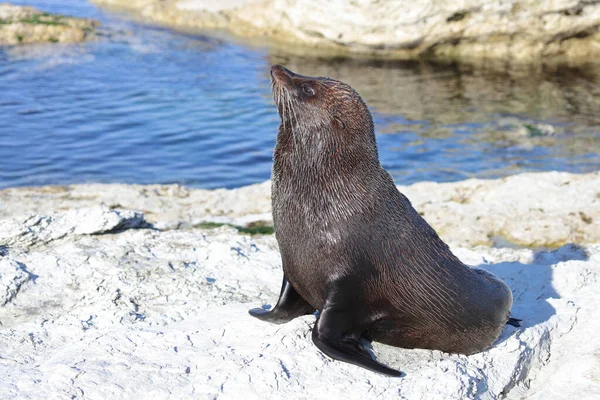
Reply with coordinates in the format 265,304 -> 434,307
1,171 -> 598,247
0,3 -> 99,45
0,207 -> 148,249
0,201 -> 599,398
92,0 -> 600,63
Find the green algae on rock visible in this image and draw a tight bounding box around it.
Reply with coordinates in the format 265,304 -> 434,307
192,221 -> 274,235
0,3 -> 99,45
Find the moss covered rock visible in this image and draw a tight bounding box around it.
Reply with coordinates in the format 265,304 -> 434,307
0,3 -> 99,45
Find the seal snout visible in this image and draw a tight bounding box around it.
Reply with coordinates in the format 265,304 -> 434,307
270,64 -> 294,85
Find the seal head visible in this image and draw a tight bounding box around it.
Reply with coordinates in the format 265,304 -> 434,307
270,65 -> 378,162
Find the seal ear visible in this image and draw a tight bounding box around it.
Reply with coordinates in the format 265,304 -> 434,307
333,116 -> 346,130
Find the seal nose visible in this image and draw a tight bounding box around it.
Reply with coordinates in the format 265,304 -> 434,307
270,64 -> 295,82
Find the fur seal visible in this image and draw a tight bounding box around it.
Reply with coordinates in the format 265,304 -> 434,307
249,65 -> 519,376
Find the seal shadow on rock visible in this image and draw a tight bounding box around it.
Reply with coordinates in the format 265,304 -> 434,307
249,65 -> 519,377
484,243 -> 587,343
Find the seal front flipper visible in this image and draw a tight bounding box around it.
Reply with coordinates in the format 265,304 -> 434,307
248,276 -> 315,324
506,317 -> 522,327
311,288 -> 403,377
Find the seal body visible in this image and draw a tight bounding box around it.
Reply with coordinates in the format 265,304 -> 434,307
249,65 -> 515,376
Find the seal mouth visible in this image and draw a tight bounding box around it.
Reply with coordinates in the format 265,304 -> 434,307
270,64 -> 299,128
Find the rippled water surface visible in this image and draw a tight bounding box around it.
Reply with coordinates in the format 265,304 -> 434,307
1,0 -> 599,189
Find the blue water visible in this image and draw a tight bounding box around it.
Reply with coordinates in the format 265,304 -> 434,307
1,1 -> 599,189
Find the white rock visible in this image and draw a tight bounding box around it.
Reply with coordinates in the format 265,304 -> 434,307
0,258 -> 34,306
0,206 -> 147,249
92,0 -> 600,63
0,204 -> 599,398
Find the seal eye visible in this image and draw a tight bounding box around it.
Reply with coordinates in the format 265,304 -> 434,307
301,83 -> 315,97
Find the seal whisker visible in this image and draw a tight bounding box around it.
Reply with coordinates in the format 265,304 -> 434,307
285,88 -> 294,130
290,93 -> 299,128
281,87 -> 287,126
281,87 -> 288,128
287,89 -> 297,129
272,80 -> 286,129
285,88 -> 292,129
277,87 -> 284,127
286,88 -> 303,147
272,84 -> 278,111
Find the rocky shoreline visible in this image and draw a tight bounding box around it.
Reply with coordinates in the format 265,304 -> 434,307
91,0 -> 600,64
2,171 -> 598,248
1,172 -> 599,399
0,3 -> 99,45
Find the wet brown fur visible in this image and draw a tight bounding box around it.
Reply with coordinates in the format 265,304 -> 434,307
269,65 -> 513,355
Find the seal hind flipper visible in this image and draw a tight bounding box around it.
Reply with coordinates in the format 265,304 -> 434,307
313,308 -> 403,377
506,317 -> 522,327
248,276 -> 315,324
311,285 -> 403,377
